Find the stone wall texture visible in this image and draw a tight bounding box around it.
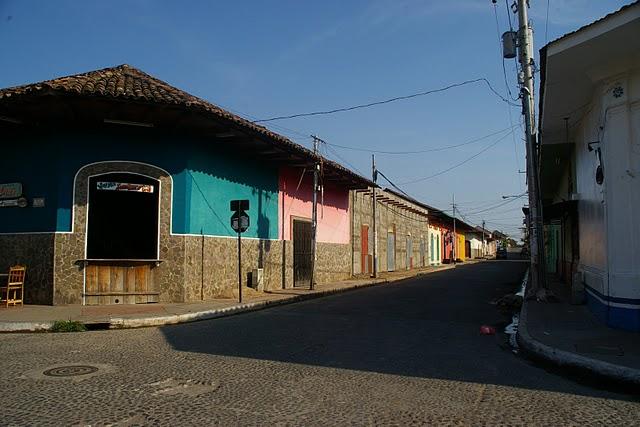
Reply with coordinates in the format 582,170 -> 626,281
4,161 -> 351,305
0,233 -> 55,304
352,189 -> 430,275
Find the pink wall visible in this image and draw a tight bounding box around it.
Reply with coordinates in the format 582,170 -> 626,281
279,167 -> 350,244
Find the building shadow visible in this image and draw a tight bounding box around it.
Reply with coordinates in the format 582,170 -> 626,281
160,261 -> 638,402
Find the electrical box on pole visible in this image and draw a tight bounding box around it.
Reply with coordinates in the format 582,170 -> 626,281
502,31 -> 517,59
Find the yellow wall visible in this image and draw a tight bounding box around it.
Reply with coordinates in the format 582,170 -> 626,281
456,233 -> 466,261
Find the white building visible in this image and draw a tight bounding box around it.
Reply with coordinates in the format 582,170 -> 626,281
538,2 -> 640,331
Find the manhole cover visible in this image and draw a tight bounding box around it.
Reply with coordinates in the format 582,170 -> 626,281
22,363 -> 115,382
43,365 -> 99,377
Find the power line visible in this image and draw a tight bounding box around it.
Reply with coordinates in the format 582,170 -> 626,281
254,77 -> 519,123
545,0 -> 550,45
324,125 -> 516,155
463,194 -> 526,215
377,170 -> 415,201
399,129 -> 515,185
376,199 -> 429,223
505,0 -> 515,31
323,143 -> 367,177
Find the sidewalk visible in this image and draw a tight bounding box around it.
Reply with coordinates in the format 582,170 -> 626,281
517,273 -> 640,386
0,264 -> 457,333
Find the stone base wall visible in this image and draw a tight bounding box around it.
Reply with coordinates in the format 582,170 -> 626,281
182,237 -> 350,301
315,242 -> 351,284
1,232 -> 351,305
0,233 -> 55,305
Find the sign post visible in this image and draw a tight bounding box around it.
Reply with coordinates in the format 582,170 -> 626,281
230,200 -> 250,303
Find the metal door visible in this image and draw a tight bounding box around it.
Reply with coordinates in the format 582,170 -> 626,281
387,231 -> 395,272
406,236 -> 412,269
293,219 -> 312,286
420,238 -> 425,267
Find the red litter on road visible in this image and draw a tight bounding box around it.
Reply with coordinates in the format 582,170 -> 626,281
480,325 -> 496,335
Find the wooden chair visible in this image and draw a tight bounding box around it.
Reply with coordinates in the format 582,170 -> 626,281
3,265 -> 26,307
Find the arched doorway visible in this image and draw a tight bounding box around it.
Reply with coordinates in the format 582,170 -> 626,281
84,172 -> 161,304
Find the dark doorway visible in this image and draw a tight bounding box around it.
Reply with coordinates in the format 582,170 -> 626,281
293,219 -> 312,287
87,172 -> 160,260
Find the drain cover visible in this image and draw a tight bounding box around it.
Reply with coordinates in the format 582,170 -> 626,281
23,363 -> 115,382
43,365 -> 99,377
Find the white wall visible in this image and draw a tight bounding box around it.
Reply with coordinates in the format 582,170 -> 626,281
573,69 -> 640,299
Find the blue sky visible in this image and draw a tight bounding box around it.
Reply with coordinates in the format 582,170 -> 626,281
0,0 -> 631,238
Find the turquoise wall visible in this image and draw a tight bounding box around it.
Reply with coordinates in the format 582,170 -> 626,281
0,128 -> 278,239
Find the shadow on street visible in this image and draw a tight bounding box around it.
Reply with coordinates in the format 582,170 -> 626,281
161,260 -> 637,402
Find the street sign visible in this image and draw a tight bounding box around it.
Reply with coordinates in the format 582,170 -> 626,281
0,183 -> 22,199
230,199 -> 250,234
230,199 -> 250,304
230,211 -> 250,233
230,199 -> 249,212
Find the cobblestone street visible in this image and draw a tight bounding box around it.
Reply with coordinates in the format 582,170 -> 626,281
1,261 -> 638,425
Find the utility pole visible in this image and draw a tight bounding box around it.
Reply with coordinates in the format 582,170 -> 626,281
452,194 -> 456,264
310,135 -> 320,290
482,219 -> 486,258
515,0 -> 546,297
372,154 -> 378,278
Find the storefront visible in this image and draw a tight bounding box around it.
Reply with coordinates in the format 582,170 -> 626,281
0,65 -> 369,305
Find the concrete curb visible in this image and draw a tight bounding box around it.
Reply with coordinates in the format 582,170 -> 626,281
0,265 -> 458,332
0,321 -> 54,333
110,278 -> 390,329
516,272 -> 640,386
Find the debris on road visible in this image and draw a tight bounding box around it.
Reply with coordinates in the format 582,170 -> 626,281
480,325 -> 496,335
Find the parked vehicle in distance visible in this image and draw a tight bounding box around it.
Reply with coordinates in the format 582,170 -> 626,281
496,247 -> 508,259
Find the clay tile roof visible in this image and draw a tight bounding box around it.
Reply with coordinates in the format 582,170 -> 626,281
0,64 -> 373,187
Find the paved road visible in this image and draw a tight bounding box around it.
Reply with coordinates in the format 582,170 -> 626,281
1,261 -> 638,425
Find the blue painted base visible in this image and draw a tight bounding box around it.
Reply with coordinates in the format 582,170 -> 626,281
586,290 -> 640,332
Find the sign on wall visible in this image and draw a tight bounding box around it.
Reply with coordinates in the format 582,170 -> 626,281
97,182 -> 154,193
0,183 -> 23,199
0,197 -> 27,208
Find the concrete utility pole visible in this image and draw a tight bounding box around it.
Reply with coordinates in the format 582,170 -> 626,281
452,194 -> 456,264
372,155 -> 378,278
482,219 -> 486,258
515,0 -> 546,297
310,135 -> 320,290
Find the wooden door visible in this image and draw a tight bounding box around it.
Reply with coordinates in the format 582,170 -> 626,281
293,219 -> 312,287
361,225 -> 369,274
84,262 -> 158,305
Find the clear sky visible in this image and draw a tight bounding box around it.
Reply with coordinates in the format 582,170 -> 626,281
0,0 -> 631,239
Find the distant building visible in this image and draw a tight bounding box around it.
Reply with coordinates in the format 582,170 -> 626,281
351,188 -> 430,274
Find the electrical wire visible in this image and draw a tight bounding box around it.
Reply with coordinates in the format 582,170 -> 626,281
324,125 -> 517,155
399,129 -> 515,185
463,194 -> 526,215
377,170 -> 415,201
323,143 -> 367,178
376,199 -> 429,223
505,0 -> 515,31
254,78 -> 519,123
545,0 -> 550,45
